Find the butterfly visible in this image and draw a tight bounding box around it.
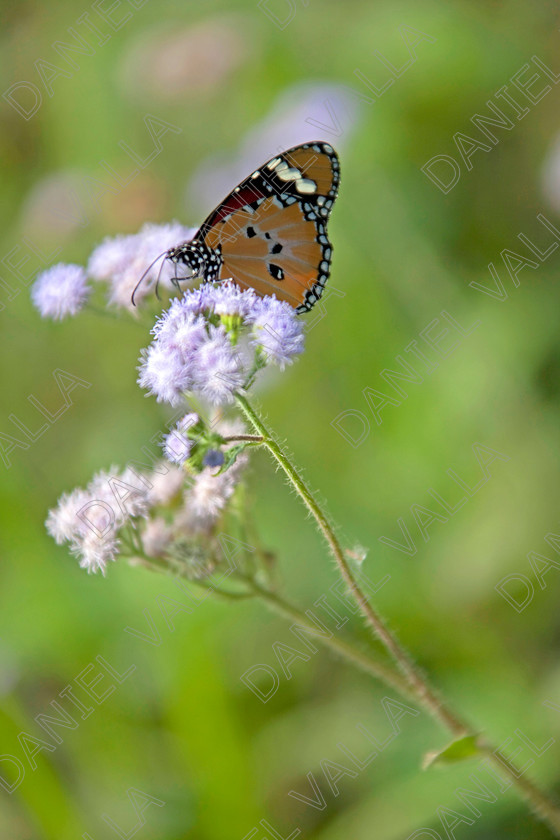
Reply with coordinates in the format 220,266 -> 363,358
138,142 -> 340,314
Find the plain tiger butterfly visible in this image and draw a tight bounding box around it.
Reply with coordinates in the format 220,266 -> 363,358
138,142 -> 340,314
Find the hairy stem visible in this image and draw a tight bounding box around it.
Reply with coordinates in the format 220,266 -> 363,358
223,434 -> 265,443
246,577 -> 411,697
477,740 -> 560,834
236,392 -> 466,735
235,392 -> 560,836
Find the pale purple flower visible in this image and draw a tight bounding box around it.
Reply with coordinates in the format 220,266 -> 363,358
156,309 -> 208,360
147,465 -> 185,505
139,283 -> 303,408
46,465 -> 151,574
202,280 -> 258,318
142,517 -> 172,558
249,296 -> 305,368
113,467 -> 152,518
137,343 -> 191,405
175,416 -> 248,534
178,450 -> 248,535
163,413 -> 199,465
154,285 -> 212,323
76,529 -> 119,575
177,412 -> 200,432
87,232 -> 137,282
88,221 -> 197,310
193,324 -> 246,404
32,263 -> 91,320
46,488 -> 90,544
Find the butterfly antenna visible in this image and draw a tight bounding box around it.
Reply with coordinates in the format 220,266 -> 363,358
131,250 -> 168,307
154,253 -> 168,301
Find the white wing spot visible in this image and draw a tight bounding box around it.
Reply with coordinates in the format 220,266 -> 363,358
277,167 -> 302,182
297,179 -> 317,194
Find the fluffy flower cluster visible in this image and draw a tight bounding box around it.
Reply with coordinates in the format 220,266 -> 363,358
46,418 -> 249,575
163,412 -> 200,465
177,423 -> 248,536
31,221 -> 196,319
138,281 -> 304,406
88,221 -> 196,310
46,466 -> 151,574
31,263 -> 91,320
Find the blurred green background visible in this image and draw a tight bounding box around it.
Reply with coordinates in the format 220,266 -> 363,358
3,0 -> 560,837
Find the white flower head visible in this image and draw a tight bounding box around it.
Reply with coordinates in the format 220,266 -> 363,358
46,464 -> 153,574
32,263 -> 91,320
88,221 -> 197,311
179,449 -> 248,535
45,488 -> 89,544
142,517 -> 172,558
76,529 -> 120,575
147,464 -> 185,505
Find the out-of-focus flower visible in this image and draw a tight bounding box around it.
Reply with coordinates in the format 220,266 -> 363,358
178,450 -> 248,536
20,170 -> 89,244
147,465 -> 185,506
163,413 -> 200,465
88,221 -> 196,311
541,133 -> 560,214
187,81 -> 362,210
46,489 -> 90,544
118,18 -> 249,103
46,465 -> 150,574
31,263 -> 91,320
142,517 -> 172,558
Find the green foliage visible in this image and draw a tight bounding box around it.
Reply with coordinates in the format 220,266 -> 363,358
2,1 -> 560,838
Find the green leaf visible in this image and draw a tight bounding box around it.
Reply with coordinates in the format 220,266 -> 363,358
217,443 -> 248,475
422,734 -> 481,770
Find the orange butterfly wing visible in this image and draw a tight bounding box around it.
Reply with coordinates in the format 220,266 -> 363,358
199,142 -> 339,312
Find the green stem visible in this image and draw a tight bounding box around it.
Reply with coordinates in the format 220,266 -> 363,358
235,392 -> 466,736
235,392 -> 560,837
128,554 -> 255,601
246,577 -> 411,697
223,434 -> 265,444
477,740 -> 560,834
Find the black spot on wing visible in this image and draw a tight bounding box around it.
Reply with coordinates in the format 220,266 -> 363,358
268,263 -> 284,280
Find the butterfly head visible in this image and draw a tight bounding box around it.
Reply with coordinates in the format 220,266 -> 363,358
165,244 -> 197,284
166,240 -> 222,285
